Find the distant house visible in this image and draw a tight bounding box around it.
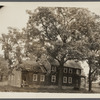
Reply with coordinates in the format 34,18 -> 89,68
8,59 -> 86,89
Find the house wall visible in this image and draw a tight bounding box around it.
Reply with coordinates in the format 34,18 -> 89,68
63,68 -> 81,86
26,66 -> 81,87
80,77 -> 86,88
49,66 -> 81,86
47,72 -> 59,85
22,71 -> 47,87
21,66 -> 82,87
8,65 -> 83,88
8,69 -> 22,87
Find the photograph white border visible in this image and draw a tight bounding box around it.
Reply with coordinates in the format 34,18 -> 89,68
0,2 -> 100,98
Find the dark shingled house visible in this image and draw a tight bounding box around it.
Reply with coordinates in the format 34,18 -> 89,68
8,59 -> 86,89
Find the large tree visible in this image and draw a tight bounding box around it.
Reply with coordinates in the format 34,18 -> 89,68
25,7 -> 100,90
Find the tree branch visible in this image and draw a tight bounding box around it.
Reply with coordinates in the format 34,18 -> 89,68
91,68 -> 98,75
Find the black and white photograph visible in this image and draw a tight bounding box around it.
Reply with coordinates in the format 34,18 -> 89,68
0,2 -> 100,97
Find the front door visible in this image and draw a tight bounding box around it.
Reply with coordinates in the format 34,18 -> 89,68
74,77 -> 80,89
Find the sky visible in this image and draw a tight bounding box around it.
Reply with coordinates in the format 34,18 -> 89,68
0,2 -> 100,35
1,2 -> 100,75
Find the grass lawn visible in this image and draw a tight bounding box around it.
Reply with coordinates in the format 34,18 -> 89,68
91,87 -> 100,93
0,85 -> 91,93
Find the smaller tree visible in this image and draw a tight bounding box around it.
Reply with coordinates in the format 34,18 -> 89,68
0,55 -> 9,81
83,31 -> 100,91
0,27 -> 25,66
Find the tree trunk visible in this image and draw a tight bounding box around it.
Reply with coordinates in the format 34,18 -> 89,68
1,74 -> 3,81
88,73 -> 92,91
88,66 -> 92,92
58,64 -> 63,90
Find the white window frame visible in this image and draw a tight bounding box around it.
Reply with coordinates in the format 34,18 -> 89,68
51,66 -> 56,72
51,75 -> 56,82
69,68 -> 73,74
63,76 -> 67,83
40,75 -> 45,82
76,69 -> 80,75
63,68 -> 67,73
68,77 -> 72,83
33,74 -> 37,81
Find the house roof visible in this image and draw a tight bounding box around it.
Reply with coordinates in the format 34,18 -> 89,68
14,59 -> 82,73
64,60 -> 83,69
18,60 -> 47,73
49,60 -> 59,66
20,60 -> 38,68
48,57 -> 82,69
48,57 -> 59,66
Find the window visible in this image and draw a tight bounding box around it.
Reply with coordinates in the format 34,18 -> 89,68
51,75 -> 56,82
76,69 -> 80,75
40,75 -> 45,82
63,76 -> 67,83
51,66 -> 56,72
63,68 -> 67,73
33,74 -> 37,81
69,68 -> 73,74
68,77 -> 72,83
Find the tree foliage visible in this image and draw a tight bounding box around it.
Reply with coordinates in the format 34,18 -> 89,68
26,7 -> 100,90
